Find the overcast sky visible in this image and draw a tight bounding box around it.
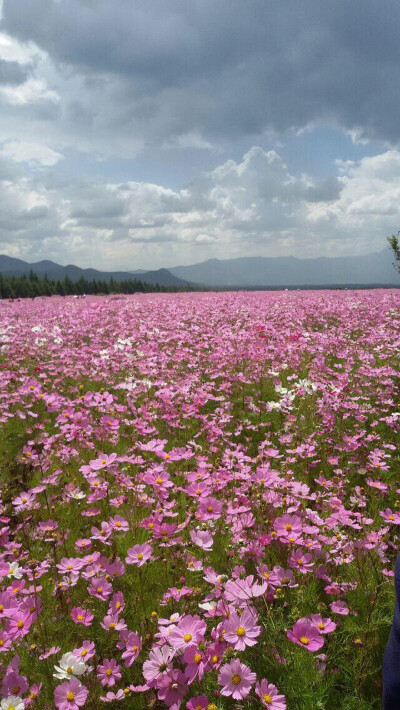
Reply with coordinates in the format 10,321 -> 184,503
0,0 -> 400,269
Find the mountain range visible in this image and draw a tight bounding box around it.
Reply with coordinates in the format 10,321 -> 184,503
0,248 -> 398,288
168,248 -> 398,287
0,255 -> 188,287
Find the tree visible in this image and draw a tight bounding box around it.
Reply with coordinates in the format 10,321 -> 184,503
388,231 -> 400,274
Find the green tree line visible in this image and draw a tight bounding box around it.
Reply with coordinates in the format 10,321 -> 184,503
0,270 -> 201,299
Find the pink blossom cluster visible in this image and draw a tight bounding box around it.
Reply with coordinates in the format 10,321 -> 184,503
0,290 -> 398,707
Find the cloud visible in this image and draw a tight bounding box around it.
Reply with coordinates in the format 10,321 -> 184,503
1,0 -> 400,154
0,144 -> 397,268
0,140 -> 63,166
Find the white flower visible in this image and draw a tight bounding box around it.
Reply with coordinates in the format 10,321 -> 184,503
7,562 -> 23,579
1,696 -> 25,710
53,652 -> 86,680
68,490 -> 86,500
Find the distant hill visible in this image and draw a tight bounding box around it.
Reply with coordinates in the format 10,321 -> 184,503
0,255 -> 189,288
169,248 -> 398,286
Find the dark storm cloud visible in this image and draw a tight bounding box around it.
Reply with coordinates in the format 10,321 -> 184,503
2,0 -> 400,144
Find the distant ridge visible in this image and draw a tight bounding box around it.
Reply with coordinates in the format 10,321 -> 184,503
169,248 -> 398,286
0,255 -> 189,288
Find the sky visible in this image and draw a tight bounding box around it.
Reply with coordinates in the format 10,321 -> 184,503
0,0 -> 400,270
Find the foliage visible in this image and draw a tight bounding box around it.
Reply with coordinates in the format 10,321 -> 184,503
0,270 -> 201,299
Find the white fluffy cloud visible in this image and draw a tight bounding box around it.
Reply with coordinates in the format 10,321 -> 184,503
0,146 -> 397,269
0,140 -> 63,166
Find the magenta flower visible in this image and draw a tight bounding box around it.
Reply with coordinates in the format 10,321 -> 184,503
157,668 -> 187,706
186,696 -> 209,710
218,658 -> 256,700
54,679 -> 88,710
255,679 -> 287,709
310,614 -> 336,634
223,606 -> 261,650
70,608 -> 94,626
287,619 -> 325,651
126,543 -> 154,567
97,659 -> 121,687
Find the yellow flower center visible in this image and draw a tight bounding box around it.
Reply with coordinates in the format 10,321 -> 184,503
318,622 -> 325,630
211,654 -> 219,664
232,674 -> 242,685
81,649 -> 88,656
105,668 -> 112,676
285,523 -> 292,531
137,553 -> 143,560
77,615 -> 84,621
236,626 -> 246,637
66,692 -> 75,701
263,694 -> 273,704
183,633 -> 192,642
194,653 -> 202,664
300,636 -> 309,645
67,666 -> 73,674
156,478 -> 163,484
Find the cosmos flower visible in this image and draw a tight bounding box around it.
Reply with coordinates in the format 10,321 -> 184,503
287,620 -> 325,652
218,658 -> 256,699
54,679 -> 88,710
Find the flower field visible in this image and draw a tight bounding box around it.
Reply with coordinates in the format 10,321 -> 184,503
0,290 -> 399,710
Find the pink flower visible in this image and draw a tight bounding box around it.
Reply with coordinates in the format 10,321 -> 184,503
183,644 -> 207,683
109,516 -> 129,532
157,668 -> 187,706
118,630 -> 142,667
126,543 -> 154,567
309,614 -> 336,634
380,508 -> 400,524
169,614 -> 206,649
218,658 -> 256,700
287,619 -> 325,651
142,646 -> 176,686
255,679 -> 287,709
97,659 -> 121,687
73,641 -> 95,662
70,608 -> 94,626
186,696 -> 209,710
100,614 -> 127,632
189,529 -> 214,550
54,679 -> 88,710
330,601 -> 349,615
88,453 -> 118,471
224,575 -> 267,603
87,577 -> 112,600
223,607 -> 261,650
273,514 -> 302,541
